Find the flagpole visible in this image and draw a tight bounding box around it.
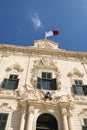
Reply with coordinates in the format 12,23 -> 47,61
45,32 -> 47,40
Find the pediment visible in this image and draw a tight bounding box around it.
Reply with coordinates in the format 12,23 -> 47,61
34,40 -> 59,49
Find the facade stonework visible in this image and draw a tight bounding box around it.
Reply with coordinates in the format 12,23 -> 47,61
0,40 -> 87,130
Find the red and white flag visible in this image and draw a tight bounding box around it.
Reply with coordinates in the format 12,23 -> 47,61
45,30 -> 59,39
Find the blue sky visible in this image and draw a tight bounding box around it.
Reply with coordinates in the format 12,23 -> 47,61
0,0 -> 87,51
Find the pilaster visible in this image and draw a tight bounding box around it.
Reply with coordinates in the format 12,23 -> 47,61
26,106 -> 34,130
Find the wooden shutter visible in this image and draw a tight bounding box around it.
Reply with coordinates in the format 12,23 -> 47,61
37,77 -> 42,89
2,78 -> 8,89
0,113 -> 8,130
83,85 -> 87,95
51,78 -> 57,90
14,79 -> 19,89
72,85 -> 84,95
83,126 -> 87,130
72,85 -> 77,94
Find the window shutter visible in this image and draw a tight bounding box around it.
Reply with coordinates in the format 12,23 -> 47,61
51,78 -> 57,90
2,78 -> 8,89
0,113 -> 8,130
72,85 -> 84,95
14,79 -> 19,89
83,85 -> 87,95
72,85 -> 77,94
83,126 -> 87,130
84,119 -> 87,126
37,77 -> 42,89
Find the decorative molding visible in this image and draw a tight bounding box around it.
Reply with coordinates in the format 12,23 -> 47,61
67,67 -> 84,77
0,102 -> 17,111
79,108 -> 87,126
0,40 -> 87,60
80,109 -> 87,117
30,57 -> 61,88
34,40 -> 58,49
15,84 -> 44,101
5,62 -> 24,72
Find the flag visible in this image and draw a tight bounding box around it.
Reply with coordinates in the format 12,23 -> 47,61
45,30 -> 59,38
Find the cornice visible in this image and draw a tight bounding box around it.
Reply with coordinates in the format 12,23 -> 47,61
0,40 -> 87,59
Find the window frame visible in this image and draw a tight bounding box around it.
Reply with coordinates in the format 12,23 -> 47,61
0,113 -> 8,130
72,79 -> 87,96
37,71 -> 57,90
1,74 -> 19,90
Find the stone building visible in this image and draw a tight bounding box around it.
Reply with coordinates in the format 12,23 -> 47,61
0,40 -> 87,130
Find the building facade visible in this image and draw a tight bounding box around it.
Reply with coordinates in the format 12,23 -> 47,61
0,40 -> 87,130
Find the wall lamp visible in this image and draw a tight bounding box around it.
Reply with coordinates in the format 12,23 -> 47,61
44,92 -> 52,101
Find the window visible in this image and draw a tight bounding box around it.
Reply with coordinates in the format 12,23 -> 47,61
83,118 -> 87,130
72,80 -> 87,95
2,74 -> 19,90
37,72 -> 57,90
0,113 -> 8,130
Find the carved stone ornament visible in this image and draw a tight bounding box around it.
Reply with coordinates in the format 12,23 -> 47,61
80,109 -> 87,117
15,84 -> 44,101
0,102 -> 17,111
67,67 -> 84,77
5,62 -> 24,72
79,109 -> 87,126
34,40 -> 58,49
30,57 -> 61,88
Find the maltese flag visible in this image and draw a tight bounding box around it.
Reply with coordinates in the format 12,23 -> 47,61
45,30 -> 59,39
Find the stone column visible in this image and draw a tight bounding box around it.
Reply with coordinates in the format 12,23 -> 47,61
19,106 -> 26,130
68,113 -> 74,130
26,106 -> 34,130
61,108 -> 69,130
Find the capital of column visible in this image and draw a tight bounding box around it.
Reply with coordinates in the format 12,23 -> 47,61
61,108 -> 68,116
28,106 -> 34,114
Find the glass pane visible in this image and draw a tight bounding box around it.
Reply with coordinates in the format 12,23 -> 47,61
75,85 -> 84,95
0,114 -> 8,130
42,80 -> 51,90
9,75 -> 13,79
84,119 -> 87,126
79,80 -> 83,85
47,73 -> 52,79
74,80 -> 83,85
5,80 -> 18,90
2,115 -> 8,121
14,75 -> 18,80
9,74 -> 18,80
74,80 -> 79,85
42,72 -> 46,79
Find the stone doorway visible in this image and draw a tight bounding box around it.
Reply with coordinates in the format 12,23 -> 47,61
36,113 -> 58,130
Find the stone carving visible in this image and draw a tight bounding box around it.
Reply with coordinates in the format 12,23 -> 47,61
0,102 -> 17,111
79,109 -> 87,126
34,40 -> 58,49
15,84 -> 44,101
5,62 -> 24,72
80,109 -> 87,116
30,57 -> 61,88
67,67 -> 84,77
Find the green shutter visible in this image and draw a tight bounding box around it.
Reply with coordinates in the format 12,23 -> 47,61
83,126 -> 87,130
83,85 -> 87,95
51,78 -> 57,90
72,85 -> 77,94
13,79 -> 19,89
0,113 -> 8,130
37,77 -> 42,89
2,79 -> 8,89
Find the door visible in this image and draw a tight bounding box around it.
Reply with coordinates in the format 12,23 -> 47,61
36,113 -> 58,130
